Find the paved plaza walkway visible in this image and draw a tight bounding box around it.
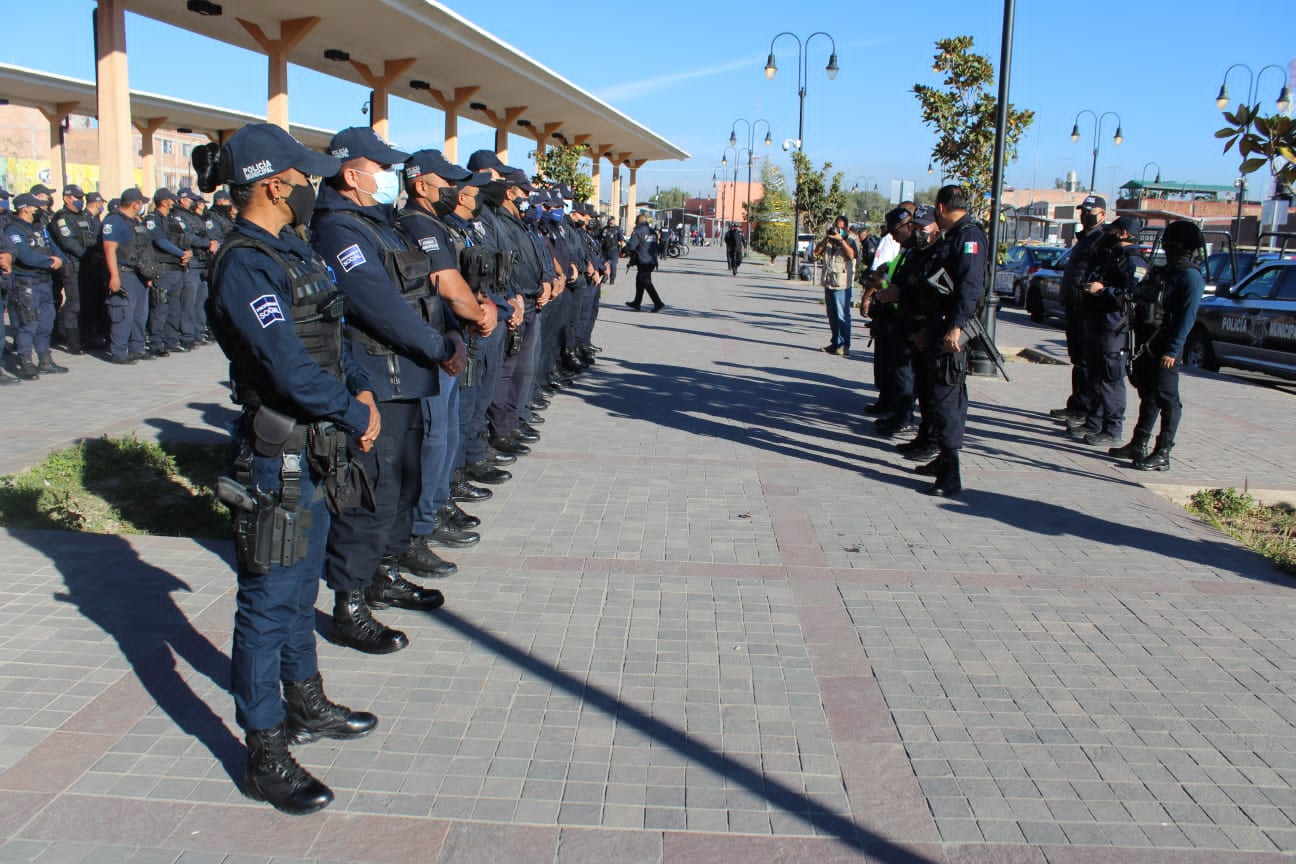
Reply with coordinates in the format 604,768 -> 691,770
1,246 -> 1294,863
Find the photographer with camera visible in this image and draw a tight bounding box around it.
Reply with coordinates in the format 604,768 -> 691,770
816,214 -> 858,356
1109,220 -> 1205,471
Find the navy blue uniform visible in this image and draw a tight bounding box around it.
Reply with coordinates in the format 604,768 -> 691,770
624,222 -> 663,310
1082,240 -> 1148,438
208,218 -> 372,733
311,184 -> 453,594
5,219 -> 59,363
1059,225 -> 1105,416
922,216 -> 986,454
50,206 -> 98,352
1130,262 -> 1203,451
101,212 -> 149,360
145,208 -> 189,351
490,207 -> 549,439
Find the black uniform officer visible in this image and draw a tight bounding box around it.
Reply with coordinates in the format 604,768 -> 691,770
1111,220 -> 1205,471
194,122 -> 379,815
914,185 -> 987,497
601,217 -> 624,285
1051,194 -> 1108,422
623,213 -> 664,310
209,189 -> 237,236
1069,216 -> 1148,446
724,223 -> 745,276
100,188 -> 153,363
80,191 -> 109,349
5,193 -> 67,379
312,126 -> 464,655
176,189 -> 217,346
49,185 -> 96,354
569,203 -> 607,369
145,188 -> 191,356
862,207 -> 919,436
893,207 -> 944,463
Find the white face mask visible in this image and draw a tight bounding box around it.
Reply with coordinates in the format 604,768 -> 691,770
358,168 -> 400,206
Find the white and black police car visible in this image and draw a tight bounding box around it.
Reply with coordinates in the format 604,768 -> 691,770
1184,260 -> 1296,380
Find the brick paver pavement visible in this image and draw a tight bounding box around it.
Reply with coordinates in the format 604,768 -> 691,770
0,246 -> 1293,863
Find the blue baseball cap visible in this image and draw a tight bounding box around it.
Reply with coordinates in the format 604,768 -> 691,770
12,193 -> 41,210
328,127 -> 409,166
405,149 -> 471,183
222,123 -> 339,184
153,187 -> 176,204
466,149 -> 519,175
63,185 -> 85,199
503,169 -> 534,193
884,207 -> 912,234
455,170 -> 492,190
120,187 -> 147,205
911,205 -> 936,227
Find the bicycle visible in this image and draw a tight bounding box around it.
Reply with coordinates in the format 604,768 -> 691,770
666,239 -> 689,258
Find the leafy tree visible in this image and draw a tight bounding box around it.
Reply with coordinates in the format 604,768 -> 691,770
912,35 -> 1034,220
845,188 -> 889,226
748,163 -> 794,260
651,187 -> 689,209
1216,106 -> 1296,199
791,150 -> 847,236
533,144 -> 594,202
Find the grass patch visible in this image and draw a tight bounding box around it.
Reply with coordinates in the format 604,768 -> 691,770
1187,488 -> 1296,575
0,435 -> 230,538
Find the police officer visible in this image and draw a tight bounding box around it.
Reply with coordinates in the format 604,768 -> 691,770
81,191 -> 109,350
145,188 -> 191,357
49,185 -> 96,354
566,203 -> 607,371
1069,216 -> 1147,446
5,193 -> 66,379
535,190 -> 575,392
723,222 -> 745,276
861,207 -> 919,436
176,189 -> 217,346
193,122 -> 379,815
601,215 -> 624,285
1051,194 -> 1108,423
100,188 -> 153,363
1111,220 -> 1205,471
913,185 -> 987,497
312,127 -> 465,654
209,189 -> 237,235
894,207 -> 944,463
623,212 -> 664,311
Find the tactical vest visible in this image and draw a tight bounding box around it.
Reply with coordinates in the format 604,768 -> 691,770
210,232 -> 346,406
8,221 -> 54,287
179,207 -> 213,266
119,218 -> 162,280
147,211 -> 186,269
54,209 -> 97,261
331,210 -> 435,356
394,207 -> 459,334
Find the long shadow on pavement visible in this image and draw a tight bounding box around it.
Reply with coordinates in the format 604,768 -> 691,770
432,608 -> 938,862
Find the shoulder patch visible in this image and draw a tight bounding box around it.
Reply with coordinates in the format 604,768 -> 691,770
58,224 -> 72,237
418,234 -> 441,253
1133,266 -> 1148,282
6,233 -> 21,245
336,243 -> 366,272
102,223 -> 113,236
250,294 -> 286,328
962,241 -> 980,255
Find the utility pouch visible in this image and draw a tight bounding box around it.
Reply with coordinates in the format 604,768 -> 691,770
463,332 -> 482,388
936,349 -> 968,385
219,480 -> 312,575
15,287 -> 38,324
251,405 -> 297,457
391,248 -> 431,286
150,281 -> 166,306
506,326 -> 523,356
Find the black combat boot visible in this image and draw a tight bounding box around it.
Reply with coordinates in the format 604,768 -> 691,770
394,538 -> 459,578
37,353 -> 69,374
926,450 -> 963,497
15,360 -> 39,381
446,500 -> 481,529
427,509 -> 480,548
328,591 -> 408,654
283,672 -> 378,744
465,460 -> 511,485
488,434 -> 530,457
513,424 -> 541,443
1134,443 -> 1172,472
242,725 -> 333,815
915,453 -> 944,476
450,469 -> 493,502
1109,430 -> 1151,461
562,350 -> 585,373
367,559 -> 448,609
899,439 -> 940,462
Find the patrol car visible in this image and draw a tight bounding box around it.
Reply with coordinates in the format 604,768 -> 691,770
1183,260 -> 1296,380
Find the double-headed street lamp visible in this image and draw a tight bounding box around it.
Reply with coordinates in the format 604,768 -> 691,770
729,118 -> 772,243
1215,63 -> 1292,242
765,31 -> 838,272
1070,109 -> 1123,194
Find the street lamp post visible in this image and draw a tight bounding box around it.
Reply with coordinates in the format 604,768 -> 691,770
765,31 -> 838,275
729,118 -> 772,244
1139,161 -> 1162,201
1069,109 -> 1123,193
1215,63 -> 1292,241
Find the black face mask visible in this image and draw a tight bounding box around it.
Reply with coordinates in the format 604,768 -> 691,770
214,204 -> 234,219
284,183 -> 317,227
433,186 -> 458,217
1080,213 -> 1099,230
480,180 -> 507,208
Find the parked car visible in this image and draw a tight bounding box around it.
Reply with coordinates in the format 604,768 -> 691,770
994,245 -> 1067,306
1025,247 -> 1072,324
1183,260 -> 1296,380
787,233 -> 817,280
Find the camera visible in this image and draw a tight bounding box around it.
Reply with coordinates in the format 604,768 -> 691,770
827,227 -> 839,237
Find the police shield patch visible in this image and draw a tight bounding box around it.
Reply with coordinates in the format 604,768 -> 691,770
418,235 -> 441,253
336,243 -> 366,272
58,224 -> 72,237
250,294 -> 286,328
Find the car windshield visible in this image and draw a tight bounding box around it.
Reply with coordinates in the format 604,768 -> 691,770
1032,248 -> 1066,268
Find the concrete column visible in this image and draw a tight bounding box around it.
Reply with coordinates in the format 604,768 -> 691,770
610,161 -> 622,225
352,59 -> 416,142
487,106 -> 526,162
238,17 -> 320,130
37,102 -> 79,195
132,118 -> 166,196
593,145 -> 613,212
627,167 -> 638,226
424,85 -> 479,163
95,0 -> 134,195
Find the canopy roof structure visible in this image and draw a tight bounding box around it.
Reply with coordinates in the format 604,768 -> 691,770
121,0 -> 688,165
0,62 -> 334,148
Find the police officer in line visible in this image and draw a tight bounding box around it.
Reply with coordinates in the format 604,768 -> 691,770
49,185 -> 95,355
1109,219 -> 1205,471
395,148 -> 490,568
600,214 -> 624,285
192,122 -> 380,816
81,191 -> 109,349
101,188 -> 158,363
144,188 -> 191,357
1050,194 -> 1108,423
5,193 -> 66,380
1068,215 -> 1147,446
911,185 -> 987,497
312,126 -> 466,655
894,207 -> 945,465
534,190 -> 575,394
208,188 -> 237,235
567,202 -> 607,371
860,206 -> 919,437
28,184 -> 56,233
0,229 -> 13,382
623,211 -> 664,311
175,189 -> 217,347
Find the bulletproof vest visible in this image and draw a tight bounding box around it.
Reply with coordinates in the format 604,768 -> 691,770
147,210 -> 185,268
180,207 -> 212,265
437,217 -> 497,296
331,210 -> 435,354
54,209 -> 97,259
393,207 -> 455,333
7,221 -> 53,286
1131,264 -> 1179,333
210,232 -> 346,406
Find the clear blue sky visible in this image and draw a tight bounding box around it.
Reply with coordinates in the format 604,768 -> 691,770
4,1 -> 1293,205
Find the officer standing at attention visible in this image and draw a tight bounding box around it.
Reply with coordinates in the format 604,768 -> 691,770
5,193 -> 66,379
623,213 -> 664,311
100,188 -> 153,364
49,185 -> 96,354
177,189 -> 217,346
81,192 -> 109,351
312,127 -> 465,654
1109,219 -> 1205,471
1050,195 -> 1108,423
601,215 -> 624,285
209,189 -> 237,235
145,188 -> 191,357
193,122 -> 380,815
914,185 -> 986,497
1069,216 -> 1147,446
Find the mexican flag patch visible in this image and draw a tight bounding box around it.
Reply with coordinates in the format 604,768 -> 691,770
962,241 -> 979,255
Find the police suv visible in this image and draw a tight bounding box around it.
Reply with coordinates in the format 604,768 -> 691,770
1183,260 -> 1296,380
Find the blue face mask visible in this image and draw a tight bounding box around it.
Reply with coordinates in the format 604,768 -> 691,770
544,207 -> 564,224
362,168 -> 400,206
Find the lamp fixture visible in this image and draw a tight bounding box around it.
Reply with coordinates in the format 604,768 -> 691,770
186,0 -> 223,15
1113,126 -> 1124,145
1215,83 -> 1229,110
324,49 -> 350,62
764,53 -> 777,80
826,53 -> 839,80
1069,123 -> 1080,142
516,118 -> 532,127
469,101 -> 488,111
409,80 -> 430,91
763,131 -> 772,146
1279,86 -> 1293,114
729,131 -> 737,147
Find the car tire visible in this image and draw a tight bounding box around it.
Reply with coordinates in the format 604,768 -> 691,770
1181,330 -> 1219,372
1012,280 -> 1026,307
1026,284 -> 1044,322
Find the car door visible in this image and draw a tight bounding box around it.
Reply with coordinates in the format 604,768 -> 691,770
995,246 -> 1024,296
1256,267 -> 1296,377
1211,265 -> 1283,368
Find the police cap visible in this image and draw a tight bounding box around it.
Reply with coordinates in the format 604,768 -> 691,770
29,184 -> 55,197
0,188 -> 9,200
884,206 -> 912,235
120,187 -> 147,206
86,192 -> 105,203
911,205 -> 936,227
153,188 -> 177,205
12,193 -> 41,210
455,170 -> 492,190
556,184 -> 575,200
63,184 -> 85,199
503,169 -> 534,193
212,189 -> 232,203
1079,194 -> 1107,211
405,149 -> 471,183
220,123 -> 340,185
1108,215 -> 1140,237
328,126 -> 409,166
466,149 -> 519,175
